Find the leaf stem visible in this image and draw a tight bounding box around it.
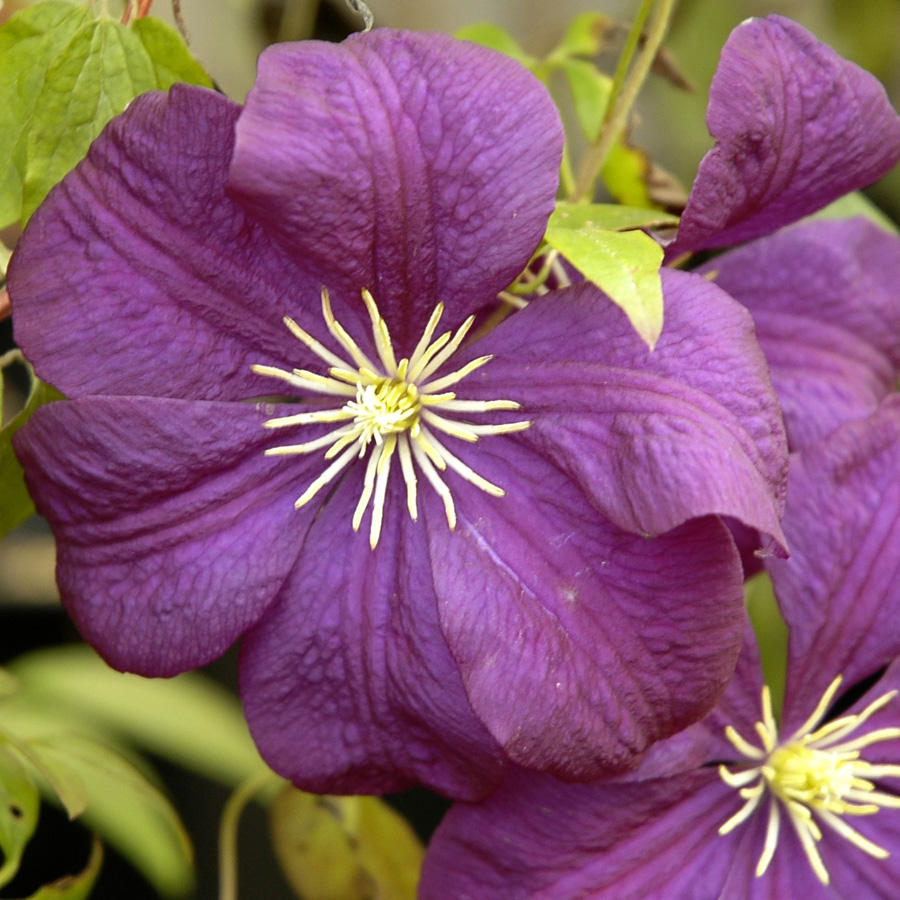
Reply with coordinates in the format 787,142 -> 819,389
218,769 -> 280,900
571,0 -> 678,201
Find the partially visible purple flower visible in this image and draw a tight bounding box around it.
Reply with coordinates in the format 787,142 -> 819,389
701,217 -> 900,452
420,397 -> 900,899
668,16 -> 900,453
668,16 -> 900,261
10,30 -> 787,798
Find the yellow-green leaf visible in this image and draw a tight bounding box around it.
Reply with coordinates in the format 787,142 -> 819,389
132,17 -> 213,89
561,58 -> 611,141
555,11 -> 616,59
544,214 -> 664,347
22,17 -> 157,220
19,834 -> 103,900
270,788 -> 424,900
601,140 -> 657,209
454,23 -> 535,67
23,734 -> 194,899
8,645 -> 264,788
0,743 -> 40,889
0,351 -> 64,539
552,201 -> 678,233
746,572 -> 788,719
0,1 -> 94,227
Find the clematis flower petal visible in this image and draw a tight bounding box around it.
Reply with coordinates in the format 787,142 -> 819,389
239,470 -> 507,800
464,270 -> 788,545
9,86 -> 321,401
703,218 -> 900,449
428,435 -> 745,779
227,30 -> 562,353
419,768 -> 746,900
769,397 -> 900,733
13,397 -> 314,674
668,16 -> 900,259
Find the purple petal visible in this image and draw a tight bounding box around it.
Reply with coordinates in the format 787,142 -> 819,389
9,86 -> 320,401
420,768 -> 748,900
13,397 -> 312,674
465,270 -> 788,546
428,436 -> 745,779
769,398 -> 900,733
669,16 -> 900,258
228,30 -> 562,354
703,218 -> 900,449
238,470 -> 507,799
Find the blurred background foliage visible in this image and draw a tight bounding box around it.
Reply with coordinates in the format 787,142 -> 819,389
1,0 -> 899,897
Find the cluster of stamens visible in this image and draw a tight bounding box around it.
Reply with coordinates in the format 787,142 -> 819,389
252,288 -> 530,548
718,676 -> 900,884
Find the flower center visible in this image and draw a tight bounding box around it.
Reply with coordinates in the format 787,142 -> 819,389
251,288 -> 530,548
348,376 -> 421,441
718,676 -> 900,885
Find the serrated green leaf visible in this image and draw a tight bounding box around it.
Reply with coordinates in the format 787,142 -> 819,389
561,58 -> 611,141
601,140 -> 657,209
454,23 -> 535,66
23,734 -> 193,899
555,11 -> 615,59
0,351 -> 65,539
544,216 -> 664,347
270,788 -> 423,900
21,834 -> 103,900
812,191 -> 899,234
9,645 -> 264,788
0,1 -> 94,227
552,201 -> 678,233
22,17 -> 157,220
132,17 -> 213,90
746,572 -> 788,719
0,743 -> 40,889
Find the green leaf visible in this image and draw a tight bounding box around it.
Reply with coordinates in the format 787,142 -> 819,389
454,23 -> 536,66
0,743 -> 40,889
544,211 -> 665,347
23,734 -> 193,899
0,1 -> 94,227
1,728 -> 89,820
21,835 -> 103,900
812,191 -> 899,234
0,668 -> 18,699
270,788 -> 424,900
22,17 -> 157,220
132,17 -> 213,90
745,572 -> 788,719
0,351 -> 64,539
555,11 -> 615,58
552,201 -> 678,232
9,645 -> 264,788
561,58 -> 611,141
601,140 -> 657,209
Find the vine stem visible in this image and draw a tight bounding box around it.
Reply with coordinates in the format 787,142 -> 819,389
570,0 -> 678,202
218,769 -> 281,900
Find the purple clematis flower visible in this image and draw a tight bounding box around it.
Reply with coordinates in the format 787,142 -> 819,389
420,397 -> 900,899
10,30 -> 787,798
668,15 -> 900,451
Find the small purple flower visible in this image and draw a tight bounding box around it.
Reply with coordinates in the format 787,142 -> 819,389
669,16 -> 900,452
10,30 -> 786,797
420,397 -> 900,899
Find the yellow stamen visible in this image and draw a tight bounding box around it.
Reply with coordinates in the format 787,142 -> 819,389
718,676 -> 900,885
252,287 -> 528,547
